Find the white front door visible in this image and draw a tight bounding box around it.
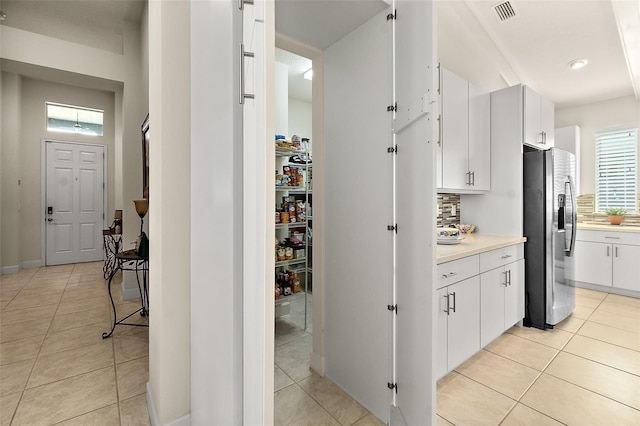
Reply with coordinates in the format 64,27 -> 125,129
45,141 -> 105,265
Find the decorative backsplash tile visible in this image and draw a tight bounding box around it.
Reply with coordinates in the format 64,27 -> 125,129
437,193 -> 460,227
576,193 -> 640,226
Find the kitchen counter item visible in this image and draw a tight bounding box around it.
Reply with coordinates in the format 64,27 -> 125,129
437,236 -> 464,245
436,234 -> 526,264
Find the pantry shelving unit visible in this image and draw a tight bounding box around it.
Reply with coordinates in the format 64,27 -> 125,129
275,144 -> 312,330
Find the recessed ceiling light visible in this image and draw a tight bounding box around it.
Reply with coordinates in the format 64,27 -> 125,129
568,59 -> 588,70
0,11 -> 6,21
303,69 -> 313,81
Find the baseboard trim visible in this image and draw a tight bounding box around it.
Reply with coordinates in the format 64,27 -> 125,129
310,351 -> 325,376
147,382 -> 191,426
1,260 -> 42,275
22,260 -> 43,269
575,281 -> 640,298
121,284 -> 142,300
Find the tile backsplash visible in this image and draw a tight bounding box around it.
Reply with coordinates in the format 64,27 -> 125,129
576,193 -> 640,226
437,193 -> 460,227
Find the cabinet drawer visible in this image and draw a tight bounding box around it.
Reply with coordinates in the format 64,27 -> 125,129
479,244 -> 524,272
577,230 -> 640,245
437,255 -> 479,289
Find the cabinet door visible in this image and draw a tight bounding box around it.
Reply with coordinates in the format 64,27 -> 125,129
436,288 -> 449,380
574,241 -> 612,286
441,68 -> 469,189
613,244 -> 640,291
468,82 -> 490,191
447,276 -> 480,371
480,267 -> 506,347
540,96 -> 554,148
504,259 -> 525,329
523,86 -> 542,147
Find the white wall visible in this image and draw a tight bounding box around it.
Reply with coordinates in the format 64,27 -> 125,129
147,0 -> 191,424
438,1 -> 516,92
0,22 -> 145,271
288,97 -> 312,150
556,95 -> 639,196
1,72 -> 22,272
19,78 -> 116,264
275,61 -> 289,135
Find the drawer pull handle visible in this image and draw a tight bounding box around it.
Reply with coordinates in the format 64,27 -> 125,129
442,272 -> 458,279
604,236 -> 620,239
501,254 -> 512,259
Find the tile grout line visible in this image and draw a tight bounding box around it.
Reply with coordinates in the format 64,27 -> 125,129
8,266 -> 62,425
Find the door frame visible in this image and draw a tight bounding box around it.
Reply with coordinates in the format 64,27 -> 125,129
40,139 -> 108,266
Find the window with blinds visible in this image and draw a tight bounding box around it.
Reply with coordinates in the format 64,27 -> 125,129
596,128 -> 638,211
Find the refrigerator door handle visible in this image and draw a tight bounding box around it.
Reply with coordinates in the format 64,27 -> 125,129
565,177 -> 578,257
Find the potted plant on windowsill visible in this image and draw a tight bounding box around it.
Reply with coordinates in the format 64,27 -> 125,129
605,208 -> 627,225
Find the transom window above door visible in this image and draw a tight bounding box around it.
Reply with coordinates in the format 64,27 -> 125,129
46,102 -> 104,136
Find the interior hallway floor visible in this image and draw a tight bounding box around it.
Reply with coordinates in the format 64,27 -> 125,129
0,262 -> 150,425
2,263 -> 638,425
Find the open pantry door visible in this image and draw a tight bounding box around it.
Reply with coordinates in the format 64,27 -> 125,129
240,0 -> 275,423
391,0 -> 437,424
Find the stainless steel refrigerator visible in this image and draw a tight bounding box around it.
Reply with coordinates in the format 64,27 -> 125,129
523,147 -> 577,329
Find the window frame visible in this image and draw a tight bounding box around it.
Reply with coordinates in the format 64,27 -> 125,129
46,102 -> 104,136
595,128 -> 638,212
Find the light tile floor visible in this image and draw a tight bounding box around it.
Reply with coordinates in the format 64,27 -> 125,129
0,262 -> 150,426
274,293 -> 386,426
438,287 -> 640,425
3,265 -> 639,425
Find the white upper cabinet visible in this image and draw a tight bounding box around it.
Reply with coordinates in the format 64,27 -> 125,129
441,68 -> 469,190
439,66 -> 490,193
523,86 -> 554,149
468,81 -> 491,191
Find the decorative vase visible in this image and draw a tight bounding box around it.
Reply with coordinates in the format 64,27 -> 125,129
608,215 -> 624,225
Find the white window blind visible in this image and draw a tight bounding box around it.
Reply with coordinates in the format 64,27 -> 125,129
596,128 -> 637,211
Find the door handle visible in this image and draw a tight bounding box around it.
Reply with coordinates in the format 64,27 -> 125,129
238,0 -> 253,9
47,217 -> 55,222
501,271 -> 508,286
239,43 -> 255,104
451,292 -> 456,313
443,294 -> 450,315
437,114 -> 442,146
607,246 -> 610,257
507,269 -> 511,286
471,171 -> 475,186
615,246 -> 618,257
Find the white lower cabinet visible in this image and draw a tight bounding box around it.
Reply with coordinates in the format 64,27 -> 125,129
575,230 -> 640,292
480,259 -> 524,347
574,240 -> 613,286
612,244 -> 640,291
436,242 -> 525,380
436,276 -> 480,379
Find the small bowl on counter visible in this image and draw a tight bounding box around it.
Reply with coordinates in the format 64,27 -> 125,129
454,224 -> 476,234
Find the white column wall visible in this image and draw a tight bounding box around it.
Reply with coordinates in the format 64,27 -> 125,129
147,0 -> 191,424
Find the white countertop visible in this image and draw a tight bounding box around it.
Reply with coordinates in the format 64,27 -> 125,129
436,234 -> 527,264
577,223 -> 640,233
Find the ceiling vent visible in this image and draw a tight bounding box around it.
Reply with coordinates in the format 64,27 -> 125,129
493,1 -> 516,21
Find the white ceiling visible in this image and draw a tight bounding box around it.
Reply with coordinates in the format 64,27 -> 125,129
1,0 -> 637,109
458,0 -> 638,109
